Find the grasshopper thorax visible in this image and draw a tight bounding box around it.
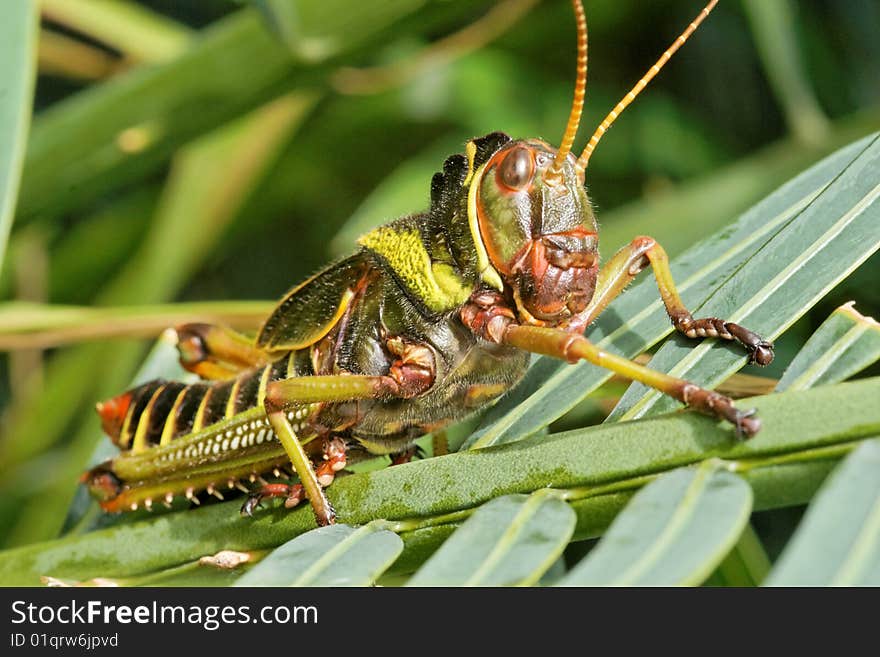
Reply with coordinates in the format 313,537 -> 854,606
475,138 -> 598,330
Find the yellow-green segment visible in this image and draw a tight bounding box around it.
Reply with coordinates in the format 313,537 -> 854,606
359,225 -> 473,312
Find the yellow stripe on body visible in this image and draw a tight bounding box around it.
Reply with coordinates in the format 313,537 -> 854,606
225,376 -> 243,419
158,387 -> 188,447
191,386 -> 213,432
117,397 -> 139,449
131,385 -> 165,454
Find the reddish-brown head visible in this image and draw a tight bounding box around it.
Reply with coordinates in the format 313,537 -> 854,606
473,139 -> 599,329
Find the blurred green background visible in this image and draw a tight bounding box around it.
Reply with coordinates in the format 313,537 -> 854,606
0,0 -> 879,551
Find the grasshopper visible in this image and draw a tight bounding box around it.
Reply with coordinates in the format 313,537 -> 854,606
83,0 -> 772,526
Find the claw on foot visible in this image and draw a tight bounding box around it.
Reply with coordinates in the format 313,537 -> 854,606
748,341 -> 775,367
317,500 -> 336,526
240,495 -> 261,517
734,408 -> 760,439
240,483 -> 303,516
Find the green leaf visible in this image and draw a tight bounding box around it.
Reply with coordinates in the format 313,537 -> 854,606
466,133 -> 879,449
0,0 -> 37,271
741,0 -> 829,145
776,302 -> 880,392
709,524 -> 772,587
234,522 -> 403,587
251,0 -> 426,62
406,491 -> 575,586
608,132 -> 880,422
1,377 -> 877,586
557,463 -> 751,586
765,439 -> 880,586
17,0 -> 437,224
41,0 -> 192,63
0,300 -> 272,350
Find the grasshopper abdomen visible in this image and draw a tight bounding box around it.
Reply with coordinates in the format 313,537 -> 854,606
86,354 -> 320,511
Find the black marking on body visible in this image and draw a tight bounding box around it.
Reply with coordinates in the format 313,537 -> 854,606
144,382 -> 186,443
119,380 -> 165,448
173,383 -> 209,438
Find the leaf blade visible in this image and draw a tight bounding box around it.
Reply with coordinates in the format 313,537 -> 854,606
558,463 -> 752,586
41,0 -> 192,63
0,0 -> 37,270
234,522 -> 403,587
18,0 -> 435,224
406,491 -> 575,586
765,439 -> 880,586
776,302 -> 880,392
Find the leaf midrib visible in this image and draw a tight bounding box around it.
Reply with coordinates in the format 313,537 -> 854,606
291,522 -> 386,586
462,492 -> 558,586
610,463 -> 716,585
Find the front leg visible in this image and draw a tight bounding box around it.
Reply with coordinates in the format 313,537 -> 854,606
579,236 -> 774,366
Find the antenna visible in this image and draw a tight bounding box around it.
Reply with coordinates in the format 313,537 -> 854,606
576,0 -> 718,173
546,0 -> 588,184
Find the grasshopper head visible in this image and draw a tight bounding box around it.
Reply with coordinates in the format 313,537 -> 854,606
473,0 -> 718,329
475,139 -> 598,329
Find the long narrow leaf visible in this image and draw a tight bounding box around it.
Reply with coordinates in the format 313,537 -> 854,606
742,0 -> 829,144
0,1 -> 37,270
466,134 -> 878,449
557,463 -> 752,586
776,302 -> 880,392
234,522 -> 403,587
709,524 -> 772,587
18,0 -> 437,224
765,439 -> 880,586
406,492 -> 575,586
0,300 -> 272,350
609,133 -> 880,422
41,0 -> 192,63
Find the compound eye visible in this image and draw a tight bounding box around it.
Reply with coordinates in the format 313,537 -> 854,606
497,146 -> 534,191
